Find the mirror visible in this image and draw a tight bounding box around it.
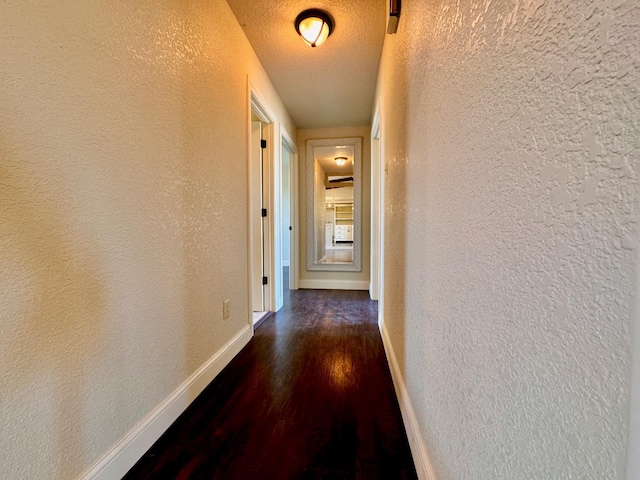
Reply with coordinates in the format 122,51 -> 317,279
306,137 -> 362,271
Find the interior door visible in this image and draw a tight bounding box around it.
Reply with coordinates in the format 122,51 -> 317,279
281,143 -> 291,289
250,121 -> 264,312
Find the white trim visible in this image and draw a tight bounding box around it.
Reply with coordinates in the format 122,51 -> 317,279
261,121 -> 275,312
305,137 -> 363,272
246,79 -> 255,329
265,120 -> 279,311
298,279 -> 369,290
379,321 -> 436,480
78,325 -> 253,480
370,104 -> 381,300
282,260 -> 290,267
290,148 -> 300,290
377,96 -> 386,330
281,127 -> 299,291
249,120 -> 265,313
281,126 -> 297,156
248,79 -> 277,314
252,311 -> 270,326
250,82 -> 276,124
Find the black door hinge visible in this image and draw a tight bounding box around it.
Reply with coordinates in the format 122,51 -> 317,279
262,276 -> 268,285
289,226 -> 292,231
261,139 -> 267,149
261,208 -> 267,217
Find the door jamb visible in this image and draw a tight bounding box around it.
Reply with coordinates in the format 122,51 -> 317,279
248,80 -> 277,318
371,100 -> 385,328
371,106 -> 381,300
281,127 -> 299,291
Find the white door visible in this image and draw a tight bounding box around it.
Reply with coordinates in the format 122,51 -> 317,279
250,121 -> 265,312
281,144 -> 291,278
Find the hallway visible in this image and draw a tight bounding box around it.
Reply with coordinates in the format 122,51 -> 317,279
2,1 -> 637,478
124,288 -> 417,479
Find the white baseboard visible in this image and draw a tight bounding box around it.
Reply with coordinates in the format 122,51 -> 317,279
78,325 -> 253,480
379,321 -> 436,480
298,279 -> 370,290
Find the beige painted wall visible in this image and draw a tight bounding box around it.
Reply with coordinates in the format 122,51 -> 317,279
376,0 -> 639,479
297,127 -> 371,288
0,1 -> 293,478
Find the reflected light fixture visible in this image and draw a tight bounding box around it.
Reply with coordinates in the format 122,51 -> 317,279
295,9 -> 334,47
335,156 -> 347,166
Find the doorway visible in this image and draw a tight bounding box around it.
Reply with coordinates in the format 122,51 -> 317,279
248,83 -> 298,322
249,89 -> 275,325
281,129 -> 298,296
371,105 -> 385,319
281,141 -> 291,295
250,117 -> 269,323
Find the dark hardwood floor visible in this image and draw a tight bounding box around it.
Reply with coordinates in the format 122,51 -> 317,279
124,279 -> 417,479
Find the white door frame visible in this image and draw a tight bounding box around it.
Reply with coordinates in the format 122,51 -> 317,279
281,127 -> 299,292
250,120 -> 265,312
248,81 -> 277,319
371,100 -> 385,327
371,106 -> 381,300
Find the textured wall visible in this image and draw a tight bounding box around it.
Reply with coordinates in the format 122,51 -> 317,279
297,126 -> 371,286
0,1 -> 293,478
376,0 -> 639,479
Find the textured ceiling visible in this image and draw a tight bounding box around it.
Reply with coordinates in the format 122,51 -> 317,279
315,145 -> 354,175
226,0 -> 386,129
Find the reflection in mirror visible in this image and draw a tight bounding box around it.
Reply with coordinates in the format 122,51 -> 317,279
306,137 -> 361,271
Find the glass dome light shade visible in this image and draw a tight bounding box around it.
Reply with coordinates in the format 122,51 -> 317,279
295,9 -> 334,48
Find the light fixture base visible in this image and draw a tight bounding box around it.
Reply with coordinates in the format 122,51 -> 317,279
295,9 -> 335,47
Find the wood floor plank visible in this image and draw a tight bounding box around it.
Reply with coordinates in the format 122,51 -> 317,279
124,286 -> 417,479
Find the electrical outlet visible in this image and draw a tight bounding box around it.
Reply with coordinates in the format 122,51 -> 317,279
223,300 -> 230,319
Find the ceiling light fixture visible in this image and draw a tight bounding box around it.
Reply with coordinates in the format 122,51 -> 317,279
335,156 -> 347,166
295,9 -> 334,48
